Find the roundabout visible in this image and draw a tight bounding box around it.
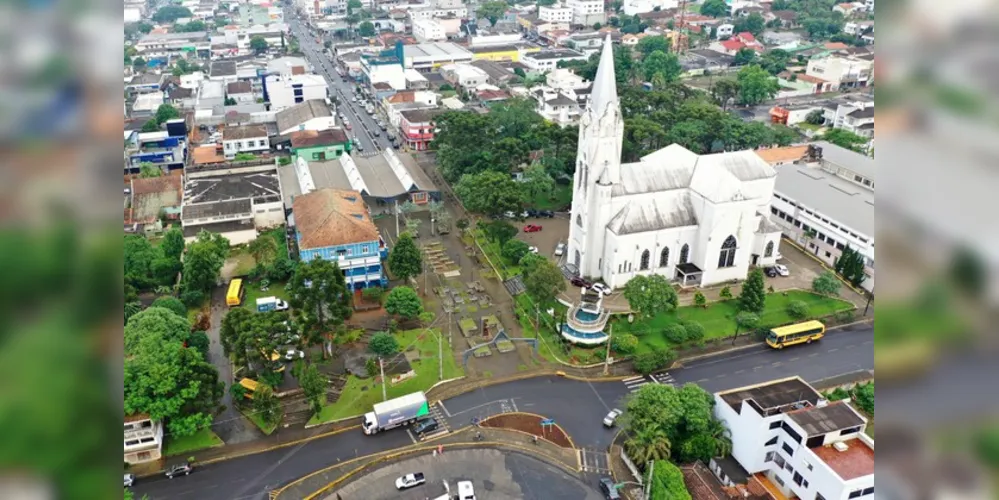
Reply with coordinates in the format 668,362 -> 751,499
324,448 -> 606,500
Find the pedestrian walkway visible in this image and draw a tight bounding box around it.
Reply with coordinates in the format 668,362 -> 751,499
621,375 -> 650,393
650,371 -> 675,386
579,448 -> 611,474
621,372 -> 675,393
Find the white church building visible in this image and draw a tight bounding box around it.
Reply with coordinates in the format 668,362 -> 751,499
566,37 -> 784,290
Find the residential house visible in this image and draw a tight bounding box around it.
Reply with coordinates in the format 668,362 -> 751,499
383,91 -> 439,128
399,109 -> 442,151
843,21 -> 874,36
768,10 -> 799,28
292,188 -> 388,289
833,2 -> 866,16
716,23 -> 735,39
822,95 -> 874,139
134,31 -> 210,59
470,59 -> 518,86
769,103 -> 824,126
227,81 -> 255,103
806,54 -> 874,90
209,60 -> 238,84
126,130 -> 187,173
710,32 -> 763,55
265,73 -> 329,112
124,414 -> 164,465
131,91 -> 166,119
440,63 -> 490,90
222,124 -> 270,159
290,128 -> 352,161
520,49 -> 587,73
126,73 -> 165,94
714,377 -> 874,500
762,31 -> 805,50
754,145 -> 809,168
531,68 -> 591,126
469,27 -> 523,47
770,143 -> 875,291
275,99 -> 336,136
126,173 -> 184,228
181,166 -> 284,245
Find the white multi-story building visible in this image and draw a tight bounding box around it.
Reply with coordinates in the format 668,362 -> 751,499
714,377 -> 874,500
134,32 -> 210,59
716,23 -> 735,38
539,3 -> 573,23
413,19 -> 446,42
407,3 -> 468,22
124,414 -> 164,465
770,143 -> 875,291
806,54 -> 874,91
567,0 -> 605,25
440,63 -> 490,89
222,124 -> 271,158
567,37 -> 783,288
822,96 -> 874,139
265,73 -> 329,111
623,0 -> 679,16
520,49 -> 588,73
532,68 -> 591,126
124,7 -> 142,22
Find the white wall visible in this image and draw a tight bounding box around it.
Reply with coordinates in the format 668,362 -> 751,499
266,75 -> 329,111
413,19 -> 446,42
539,4 -> 572,23
253,200 -> 286,228
223,135 -> 270,157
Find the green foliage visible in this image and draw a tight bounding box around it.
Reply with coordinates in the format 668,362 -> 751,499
154,104 -> 180,126
369,332 -> 400,357
162,227 -> 185,261
682,322 -> 705,343
139,163 -> 162,178
141,119 -> 159,132
384,286 -> 423,319
518,252 -> 546,277
476,0 -> 508,26
455,171 -> 524,217
699,0 -> 728,17
735,311 -> 760,330
288,259 -> 352,350
501,239 -> 530,263
365,357 -> 378,377
249,235 -> 280,268
522,258 -> 566,307
733,48 -> 758,66
734,12 -> 766,36
188,330 -> 210,359
636,35 -> 670,56
738,268 -> 767,314
693,290 -> 707,308
181,231 -> 229,294
825,387 -> 851,401
152,5 -> 192,22
358,21 -> 375,37
632,348 -> 675,374
648,461 -> 692,500
481,220 -> 519,246
361,286 -> 384,302
737,64 -> 780,105
250,36 -> 269,54
950,247 -> 986,297
821,128 -> 868,153
642,50 -> 682,83
975,427 -> 999,468
125,307 -> 190,353
180,290 -> 205,307
719,286 -> 733,299
151,296 -> 186,318
175,20 -> 206,32
252,384 -> 281,426
786,300 -> 809,320
298,363 -> 328,416
388,232 -> 423,282
612,333 -> 639,354
624,384 -> 728,469
219,307 -> 289,370
853,382 -> 874,414
759,49 -> 792,75
805,109 -> 826,125
812,271 -> 841,296
663,324 -> 687,344
521,163 -> 554,202
623,275 -> 679,319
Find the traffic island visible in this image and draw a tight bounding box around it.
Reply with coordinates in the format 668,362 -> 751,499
479,412 -> 575,448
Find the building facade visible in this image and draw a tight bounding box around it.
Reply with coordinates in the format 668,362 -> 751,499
539,3 -> 573,23
265,74 -> 329,112
567,0 -> 605,25
399,109 -> 440,151
413,19 -> 446,42
520,49 -> 588,73
124,414 -> 164,465
567,36 -> 782,289
222,124 -> 270,159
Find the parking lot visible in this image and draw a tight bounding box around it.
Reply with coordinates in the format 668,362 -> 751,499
327,448 -> 604,500
514,215 -> 570,262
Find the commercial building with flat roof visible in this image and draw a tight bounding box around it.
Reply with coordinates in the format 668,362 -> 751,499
403,42 -> 474,70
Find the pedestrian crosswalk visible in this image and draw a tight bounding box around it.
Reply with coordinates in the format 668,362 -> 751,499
622,372 -> 676,393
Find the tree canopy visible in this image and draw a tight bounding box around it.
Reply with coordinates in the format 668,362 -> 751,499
623,275 -> 679,319
388,232 -> 423,282
699,0 -> 728,17
181,230 -> 229,294
834,246 -> 867,287
642,50 -> 683,84
476,0 -> 508,26
522,258 -> 566,307
455,171 -> 523,217
220,307 -> 290,371
358,21 -> 376,37
821,127 -> 868,153
384,286 -> 423,319
635,35 -> 670,56
733,12 -> 766,36
812,270 -> 842,296
250,36 -> 269,54
288,258 -> 352,352
738,268 -> 767,314
624,384 -> 731,465
152,5 -> 192,22
648,461 -> 692,500
736,64 -> 780,105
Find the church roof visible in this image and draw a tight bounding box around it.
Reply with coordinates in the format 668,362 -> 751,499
588,35 -> 618,120
607,194 -> 699,235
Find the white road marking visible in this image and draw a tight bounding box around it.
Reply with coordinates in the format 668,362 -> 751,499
438,401 -> 452,417
622,375 -> 645,383
406,429 -> 417,444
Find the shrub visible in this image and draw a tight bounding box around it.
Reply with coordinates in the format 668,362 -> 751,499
180,289 -> 205,307
825,387 -> 850,401
834,310 -> 855,323
786,300 -> 809,320
632,348 -> 675,374
188,330 -> 210,359
369,332 -> 399,357
248,263 -> 266,280
853,382 -> 874,414
151,296 -> 186,318
682,322 -> 705,343
365,357 -> 378,377
362,286 -> 384,302
267,255 -> 295,281
612,333 -> 639,354
719,286 -> 733,299
664,324 -> 688,344
693,290 -> 707,308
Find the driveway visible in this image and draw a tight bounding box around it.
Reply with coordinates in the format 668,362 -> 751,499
208,286 -> 262,446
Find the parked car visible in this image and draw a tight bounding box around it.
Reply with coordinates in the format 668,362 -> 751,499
165,462 -> 192,479
571,277 -> 591,288
523,224 -> 542,233
525,208 -> 538,217
554,242 -> 566,257
285,349 -> 305,360
373,129 -> 380,136
538,210 -> 555,218
350,96 -> 357,103
124,474 -> 135,488
773,264 -> 790,276
413,417 -> 439,435
603,409 -> 622,427
356,142 -> 364,151
528,246 -> 539,254
503,211 -> 517,219
589,283 -> 611,296
598,477 -> 622,500
395,472 -> 426,490
457,480 -> 477,500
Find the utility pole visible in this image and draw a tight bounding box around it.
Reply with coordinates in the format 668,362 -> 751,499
438,327 -> 443,381
603,324 -> 613,375
380,357 -> 387,401
447,310 -> 452,347
863,289 -> 873,316
394,199 -> 400,238
643,461 -> 654,500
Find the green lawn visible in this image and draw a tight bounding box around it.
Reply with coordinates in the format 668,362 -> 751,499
242,407 -> 278,435
308,328 -> 464,425
615,290 -> 854,354
525,183 -> 572,211
243,280 -> 290,311
163,428 -> 223,457
473,230 -> 521,279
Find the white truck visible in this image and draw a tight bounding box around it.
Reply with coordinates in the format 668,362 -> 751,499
395,472 -> 426,490
256,296 -> 289,312
457,480 -> 476,500
362,391 -> 430,435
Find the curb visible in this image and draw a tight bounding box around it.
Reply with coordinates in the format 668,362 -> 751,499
478,411 -> 578,450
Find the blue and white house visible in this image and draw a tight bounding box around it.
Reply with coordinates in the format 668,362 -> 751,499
292,188 -> 389,289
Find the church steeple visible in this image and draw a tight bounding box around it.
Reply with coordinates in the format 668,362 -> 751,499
589,35 -> 619,120
577,34 -> 623,187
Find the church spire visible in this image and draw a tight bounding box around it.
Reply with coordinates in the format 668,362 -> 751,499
589,35 -> 618,118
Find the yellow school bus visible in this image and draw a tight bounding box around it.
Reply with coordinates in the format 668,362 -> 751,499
765,320 -> 826,349
226,279 -> 244,307
239,378 -> 259,399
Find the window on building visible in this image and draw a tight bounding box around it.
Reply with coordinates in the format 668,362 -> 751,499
774,475 -> 785,487
640,250 -> 650,270
773,453 -> 786,468
836,242 -> 846,251
784,462 -> 794,473
841,426 -> 861,435
717,235 -> 737,268
782,422 -> 803,443
803,479 -> 809,488
679,244 -> 689,264
765,436 -> 778,446
848,489 -> 863,498
793,220 -> 802,228
782,442 -> 794,456
816,493 -> 826,500
793,472 -> 804,486
861,487 -> 874,496
618,264 -> 622,273
765,241 -> 774,258
771,207 -> 778,215
825,251 -> 832,258
576,214 -> 582,227
769,421 -> 782,430
765,451 -> 775,462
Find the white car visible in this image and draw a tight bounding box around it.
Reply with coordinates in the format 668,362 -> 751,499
603,408 -> 623,427
285,349 -> 305,360
124,474 -> 135,488
554,242 -> 566,257
528,246 -> 539,254
457,480 -> 476,500
589,283 -> 612,296
274,299 -> 289,311
395,472 -> 426,490
774,264 -> 790,276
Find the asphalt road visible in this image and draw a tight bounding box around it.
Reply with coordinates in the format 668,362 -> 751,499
132,325 -> 873,499
286,13 -> 393,155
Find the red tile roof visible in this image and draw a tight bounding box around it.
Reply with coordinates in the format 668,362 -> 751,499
290,129 -> 350,148
736,32 -> 756,42
720,39 -> 745,51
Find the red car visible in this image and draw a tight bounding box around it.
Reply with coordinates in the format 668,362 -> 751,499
571,277 -> 591,288
523,224 -> 543,233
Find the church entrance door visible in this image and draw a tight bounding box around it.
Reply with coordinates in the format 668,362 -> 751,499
574,250 -> 581,270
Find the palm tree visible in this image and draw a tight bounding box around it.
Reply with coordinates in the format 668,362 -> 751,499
624,426 -> 672,464
707,419 -> 733,457
249,235 -> 280,267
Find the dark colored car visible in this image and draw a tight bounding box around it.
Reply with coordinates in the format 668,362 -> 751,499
165,462 -> 192,479
765,266 -> 778,277
571,277 -> 591,288
413,417 -> 439,435
598,477 -> 622,500
525,208 -> 538,217
537,210 -> 555,218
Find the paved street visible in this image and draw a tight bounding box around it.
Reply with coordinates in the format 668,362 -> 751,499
133,325 -> 873,499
